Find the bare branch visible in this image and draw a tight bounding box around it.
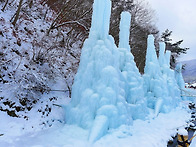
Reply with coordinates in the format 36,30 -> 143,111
54,20 -> 89,31
1,0 -> 9,12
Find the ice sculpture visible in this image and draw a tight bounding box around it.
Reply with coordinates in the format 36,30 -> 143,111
158,42 -> 166,66
119,12 -> 131,49
89,0 -> 111,40
175,63 -> 186,99
65,0 -> 184,142
143,35 -> 176,115
118,12 -> 148,119
158,43 -> 180,110
143,35 -> 164,113
175,63 -> 185,89
65,0 -> 132,142
165,51 -> 181,99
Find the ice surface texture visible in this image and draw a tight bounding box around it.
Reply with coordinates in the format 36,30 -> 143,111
89,0 -> 111,40
66,0 -> 132,142
175,63 -> 185,90
65,0 -> 185,142
158,43 -> 181,111
143,36 -> 180,115
175,63 -> 186,100
143,35 -> 164,113
118,12 -> 148,120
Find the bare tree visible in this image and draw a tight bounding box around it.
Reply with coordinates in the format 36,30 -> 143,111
1,0 -> 9,12
46,0 -> 92,35
45,0 -> 158,74
12,0 -> 23,26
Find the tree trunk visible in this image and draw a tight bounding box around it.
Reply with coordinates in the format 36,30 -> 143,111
1,0 -> 9,12
12,0 -> 23,27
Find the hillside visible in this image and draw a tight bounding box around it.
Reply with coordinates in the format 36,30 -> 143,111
181,59 -> 196,82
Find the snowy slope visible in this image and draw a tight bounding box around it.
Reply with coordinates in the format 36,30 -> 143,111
0,0 -> 81,134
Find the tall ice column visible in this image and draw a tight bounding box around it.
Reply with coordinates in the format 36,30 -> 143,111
89,0 -> 111,40
119,12 -> 131,50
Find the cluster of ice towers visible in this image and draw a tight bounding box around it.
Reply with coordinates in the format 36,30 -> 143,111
65,0 -> 186,142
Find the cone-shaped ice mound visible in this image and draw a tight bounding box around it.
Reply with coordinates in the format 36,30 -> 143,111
164,50 -> 180,97
145,35 -> 161,70
143,35 -> 163,112
118,12 -> 148,119
65,0 -> 132,142
143,35 -> 179,115
158,43 -> 180,111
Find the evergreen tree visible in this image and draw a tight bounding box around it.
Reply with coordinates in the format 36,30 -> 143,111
161,29 -> 189,69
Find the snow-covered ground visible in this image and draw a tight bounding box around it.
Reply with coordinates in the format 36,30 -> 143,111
1,0 -> 196,146
0,102 -> 192,147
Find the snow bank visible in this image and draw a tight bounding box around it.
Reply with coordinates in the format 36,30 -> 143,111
0,106 -> 190,147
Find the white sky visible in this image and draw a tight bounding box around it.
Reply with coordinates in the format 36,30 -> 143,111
146,0 -> 196,61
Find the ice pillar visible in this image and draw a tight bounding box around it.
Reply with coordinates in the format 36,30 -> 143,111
159,42 -> 166,66
165,51 -> 171,67
143,35 -> 164,114
175,63 -> 185,90
144,35 -> 161,74
89,0 -> 111,40
66,0 -> 132,142
118,12 -> 148,119
119,12 -> 131,50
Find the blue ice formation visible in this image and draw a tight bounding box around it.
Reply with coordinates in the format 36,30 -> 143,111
175,63 -> 185,90
89,0 -> 111,40
66,0 -> 132,142
158,43 -> 180,111
143,36 -> 180,115
65,0 -> 185,142
118,12 -> 148,120
158,42 -> 166,66
143,35 -> 165,114
175,63 -> 186,99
